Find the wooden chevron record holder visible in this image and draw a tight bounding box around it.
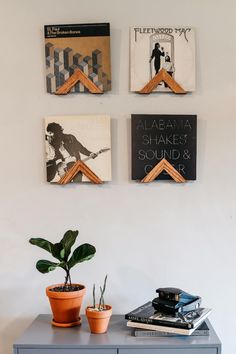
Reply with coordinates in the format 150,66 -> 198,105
139,69 -> 186,94
56,68 -> 103,95
141,158 -> 186,183
58,160 -> 103,185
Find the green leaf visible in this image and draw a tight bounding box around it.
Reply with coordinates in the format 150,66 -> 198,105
58,261 -> 66,270
36,259 -> 59,273
60,249 -> 65,259
68,243 -> 96,269
51,242 -> 65,261
29,238 -> 53,254
60,230 -> 78,261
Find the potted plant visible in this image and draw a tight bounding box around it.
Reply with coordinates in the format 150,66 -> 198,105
86,275 -> 112,334
29,229 -> 96,327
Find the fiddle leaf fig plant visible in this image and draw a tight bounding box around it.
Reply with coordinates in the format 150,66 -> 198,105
29,230 -> 96,289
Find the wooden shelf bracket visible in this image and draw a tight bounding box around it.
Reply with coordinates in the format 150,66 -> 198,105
55,68 -> 103,95
58,160 -> 103,185
139,68 -> 186,94
141,158 -> 186,183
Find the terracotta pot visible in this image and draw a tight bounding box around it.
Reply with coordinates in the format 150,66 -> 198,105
86,305 -> 112,334
46,283 -> 86,327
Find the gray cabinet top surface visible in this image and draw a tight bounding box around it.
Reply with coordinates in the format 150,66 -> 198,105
14,315 -> 221,349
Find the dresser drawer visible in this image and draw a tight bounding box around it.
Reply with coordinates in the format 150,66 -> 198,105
119,349 -> 217,354
18,349 -> 117,354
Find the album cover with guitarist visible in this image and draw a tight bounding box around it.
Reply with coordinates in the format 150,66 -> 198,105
45,115 -> 112,183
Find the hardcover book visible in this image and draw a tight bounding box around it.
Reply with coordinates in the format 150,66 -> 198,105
125,302 -> 211,330
45,115 -> 112,183
130,26 -> 196,92
44,23 -> 111,94
132,321 -> 209,337
127,315 -> 210,336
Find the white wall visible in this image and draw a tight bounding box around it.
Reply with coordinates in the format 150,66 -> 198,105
0,0 -> 235,353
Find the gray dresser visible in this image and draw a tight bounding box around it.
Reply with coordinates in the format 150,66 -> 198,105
13,315 -> 221,354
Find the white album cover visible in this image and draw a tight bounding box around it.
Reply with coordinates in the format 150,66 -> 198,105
45,115 -> 111,183
130,26 -> 196,92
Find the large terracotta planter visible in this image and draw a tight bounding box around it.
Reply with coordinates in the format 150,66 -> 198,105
86,305 -> 112,334
46,283 -> 86,327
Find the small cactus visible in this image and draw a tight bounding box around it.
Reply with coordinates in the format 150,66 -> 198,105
92,275 -> 108,311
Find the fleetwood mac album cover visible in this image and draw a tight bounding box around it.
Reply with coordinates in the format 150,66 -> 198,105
130,27 -> 196,92
45,115 -> 112,183
44,23 -> 111,94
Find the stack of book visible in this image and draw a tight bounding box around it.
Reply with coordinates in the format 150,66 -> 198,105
125,301 -> 212,337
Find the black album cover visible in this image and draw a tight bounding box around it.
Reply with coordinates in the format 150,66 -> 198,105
131,114 -> 197,180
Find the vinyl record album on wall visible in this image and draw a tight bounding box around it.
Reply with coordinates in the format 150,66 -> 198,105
45,115 -> 112,183
131,114 -> 197,181
130,27 -> 196,92
45,23 -> 111,94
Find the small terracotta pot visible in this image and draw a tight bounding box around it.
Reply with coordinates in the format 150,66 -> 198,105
46,283 -> 86,327
86,305 -> 112,334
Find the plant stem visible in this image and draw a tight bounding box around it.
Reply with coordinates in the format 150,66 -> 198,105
68,270 -> 72,286
93,284 -> 96,308
98,286 -> 102,310
64,273 -> 68,287
98,274 -> 107,310
64,266 -> 71,288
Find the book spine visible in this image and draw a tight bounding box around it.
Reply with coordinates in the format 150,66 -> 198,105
191,330 -> 209,336
125,315 -> 191,329
127,321 -> 191,335
133,329 -> 209,337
